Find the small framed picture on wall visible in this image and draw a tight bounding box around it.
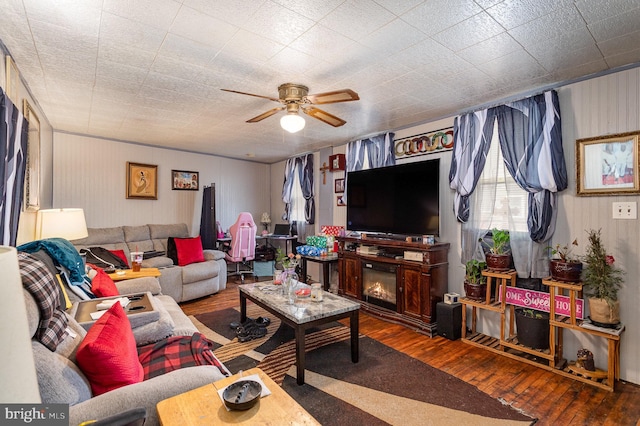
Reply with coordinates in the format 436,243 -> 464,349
337,195 -> 345,206
172,170 -> 199,190
335,178 -> 345,193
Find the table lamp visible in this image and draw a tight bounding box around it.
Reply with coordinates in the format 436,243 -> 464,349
35,208 -> 88,240
260,212 -> 271,235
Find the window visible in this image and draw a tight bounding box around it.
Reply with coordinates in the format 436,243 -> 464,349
475,126 -> 528,233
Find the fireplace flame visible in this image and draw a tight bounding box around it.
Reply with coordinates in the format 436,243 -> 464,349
365,281 -> 392,301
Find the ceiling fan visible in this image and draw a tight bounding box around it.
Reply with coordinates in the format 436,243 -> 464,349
221,83 -> 359,133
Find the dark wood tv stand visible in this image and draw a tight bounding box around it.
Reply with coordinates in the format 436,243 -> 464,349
337,235 -> 449,337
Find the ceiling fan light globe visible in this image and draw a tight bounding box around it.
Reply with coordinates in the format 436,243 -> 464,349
280,114 -> 305,133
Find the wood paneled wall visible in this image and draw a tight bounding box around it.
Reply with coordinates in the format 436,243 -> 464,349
52,133 -> 270,234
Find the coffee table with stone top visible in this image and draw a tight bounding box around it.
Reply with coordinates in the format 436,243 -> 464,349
239,282 -> 360,385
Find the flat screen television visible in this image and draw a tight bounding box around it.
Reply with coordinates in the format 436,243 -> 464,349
346,159 -> 440,237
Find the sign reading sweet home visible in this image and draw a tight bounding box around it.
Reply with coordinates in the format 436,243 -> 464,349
499,286 -> 584,319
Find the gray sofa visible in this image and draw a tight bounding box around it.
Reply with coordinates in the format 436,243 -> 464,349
71,223 -> 227,303
22,269 -> 228,426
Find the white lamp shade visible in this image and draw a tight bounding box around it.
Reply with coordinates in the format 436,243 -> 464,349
35,208 -> 88,240
280,113 -> 305,133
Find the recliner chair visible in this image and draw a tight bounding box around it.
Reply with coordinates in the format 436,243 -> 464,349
224,212 -> 257,282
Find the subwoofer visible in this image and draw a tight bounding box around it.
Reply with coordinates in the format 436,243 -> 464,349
436,302 -> 462,341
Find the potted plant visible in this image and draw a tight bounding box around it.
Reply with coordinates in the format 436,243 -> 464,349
463,259 -> 487,301
484,229 -> 511,270
515,308 -> 550,350
582,229 -> 625,326
549,239 -> 583,282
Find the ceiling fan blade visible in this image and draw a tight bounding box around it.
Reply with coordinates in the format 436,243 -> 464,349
302,106 -> 347,127
246,106 -> 285,123
304,89 -> 359,104
221,88 -> 281,103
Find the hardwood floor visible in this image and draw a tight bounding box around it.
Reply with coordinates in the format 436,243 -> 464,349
180,281 -> 640,425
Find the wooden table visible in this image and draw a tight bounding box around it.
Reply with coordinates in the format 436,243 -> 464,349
300,253 -> 338,290
108,267 -> 161,281
239,282 -> 360,385
156,367 -> 319,425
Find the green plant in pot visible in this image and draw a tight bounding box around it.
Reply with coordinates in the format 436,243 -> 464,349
548,239 -> 583,282
583,229 -> 624,326
515,308 -> 550,350
484,229 -> 511,271
463,259 -> 487,301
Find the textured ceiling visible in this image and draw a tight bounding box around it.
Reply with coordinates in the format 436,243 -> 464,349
1,0 -> 640,163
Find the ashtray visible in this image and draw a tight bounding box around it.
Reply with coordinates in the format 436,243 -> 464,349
222,380 -> 262,411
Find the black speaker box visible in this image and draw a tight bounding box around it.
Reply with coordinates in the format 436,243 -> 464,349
437,302 -> 462,340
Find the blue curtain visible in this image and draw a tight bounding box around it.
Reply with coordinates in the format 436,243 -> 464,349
281,153 -> 315,224
346,132 -> 395,172
345,132 -> 395,202
495,90 -> 567,242
0,89 -> 28,246
448,109 -> 496,222
297,153 -> 314,224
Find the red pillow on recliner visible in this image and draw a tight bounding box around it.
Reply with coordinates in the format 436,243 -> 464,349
173,236 -> 205,266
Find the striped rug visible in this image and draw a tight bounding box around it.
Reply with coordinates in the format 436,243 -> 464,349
192,307 -> 536,426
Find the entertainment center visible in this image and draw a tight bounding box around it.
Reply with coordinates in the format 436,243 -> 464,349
337,235 -> 449,336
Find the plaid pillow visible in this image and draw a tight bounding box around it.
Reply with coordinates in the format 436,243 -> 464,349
18,252 -> 68,351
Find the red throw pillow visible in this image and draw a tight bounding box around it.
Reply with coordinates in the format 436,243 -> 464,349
76,303 -> 143,396
109,249 -> 130,268
89,265 -> 119,297
174,236 -> 205,266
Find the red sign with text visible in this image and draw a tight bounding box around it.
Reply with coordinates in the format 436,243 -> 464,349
499,286 -> 584,319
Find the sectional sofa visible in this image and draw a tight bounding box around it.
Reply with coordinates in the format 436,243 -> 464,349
71,223 -> 227,303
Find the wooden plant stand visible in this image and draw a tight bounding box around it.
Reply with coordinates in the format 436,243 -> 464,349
460,273 -> 623,391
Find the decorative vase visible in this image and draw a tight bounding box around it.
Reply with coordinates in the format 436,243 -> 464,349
485,253 -> 511,271
588,297 -> 620,325
550,260 -> 583,282
282,268 -> 298,305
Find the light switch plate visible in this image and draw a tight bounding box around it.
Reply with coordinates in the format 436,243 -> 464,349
612,202 -> 637,219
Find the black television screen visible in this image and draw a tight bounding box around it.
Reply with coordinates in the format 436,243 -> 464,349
346,159 -> 440,237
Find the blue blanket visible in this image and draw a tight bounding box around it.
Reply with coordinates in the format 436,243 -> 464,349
18,238 -> 85,283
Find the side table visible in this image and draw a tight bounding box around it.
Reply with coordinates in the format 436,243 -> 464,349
108,267 -> 161,281
300,253 -> 338,290
156,367 -> 319,425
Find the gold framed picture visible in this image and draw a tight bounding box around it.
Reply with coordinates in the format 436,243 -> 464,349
576,131 -> 640,196
126,162 -> 158,199
23,100 -> 40,211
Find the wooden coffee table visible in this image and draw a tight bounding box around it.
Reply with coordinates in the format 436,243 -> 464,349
156,367 -> 319,425
239,282 -> 360,385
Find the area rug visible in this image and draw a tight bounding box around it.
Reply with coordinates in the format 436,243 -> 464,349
192,307 -> 536,425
